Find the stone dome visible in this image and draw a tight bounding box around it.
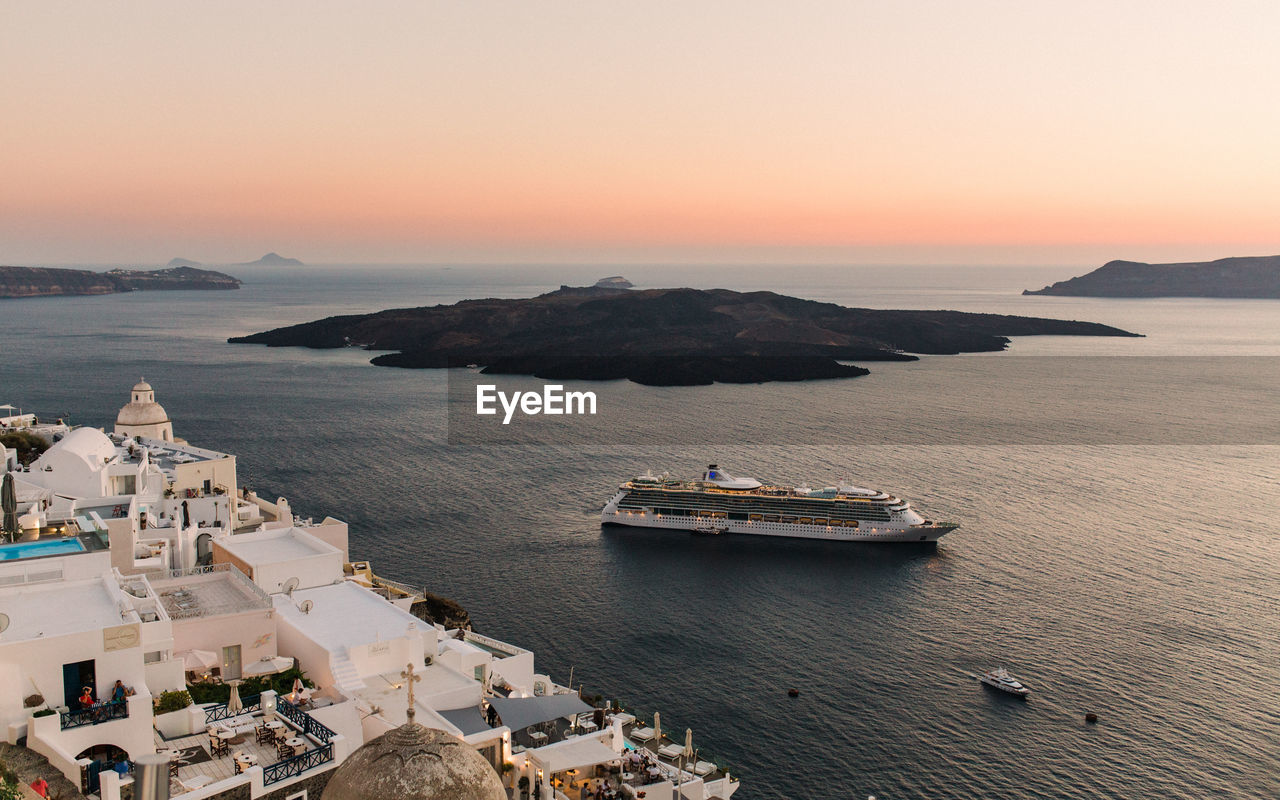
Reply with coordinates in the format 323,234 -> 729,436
116,378 -> 169,427
322,722 -> 505,800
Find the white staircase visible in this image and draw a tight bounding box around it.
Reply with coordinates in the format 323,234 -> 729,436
330,650 -> 366,695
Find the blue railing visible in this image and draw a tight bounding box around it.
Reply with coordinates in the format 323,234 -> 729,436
262,743 -> 333,785
204,694 -> 262,723
276,698 -> 335,741
60,702 -> 129,730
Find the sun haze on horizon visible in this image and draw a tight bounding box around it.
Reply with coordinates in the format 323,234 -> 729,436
3,1 -> 1280,266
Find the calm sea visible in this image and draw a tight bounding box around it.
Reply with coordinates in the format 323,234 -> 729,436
3,264 -> 1278,799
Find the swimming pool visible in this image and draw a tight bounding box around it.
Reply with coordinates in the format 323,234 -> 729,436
0,538 -> 87,561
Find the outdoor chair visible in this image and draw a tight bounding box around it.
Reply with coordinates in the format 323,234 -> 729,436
255,725 -> 274,744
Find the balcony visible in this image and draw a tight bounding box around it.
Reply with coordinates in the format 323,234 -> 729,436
60,701 -> 129,730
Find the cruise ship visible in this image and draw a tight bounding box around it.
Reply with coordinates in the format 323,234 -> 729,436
602,465 -> 958,542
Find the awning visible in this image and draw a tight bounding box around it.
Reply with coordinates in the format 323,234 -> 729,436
529,736 -> 621,773
437,705 -> 491,737
178,649 -> 218,672
487,694 -> 593,732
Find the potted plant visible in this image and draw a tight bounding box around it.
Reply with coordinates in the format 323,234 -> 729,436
153,690 -> 193,738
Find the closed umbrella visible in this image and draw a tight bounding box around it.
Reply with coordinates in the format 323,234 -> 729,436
652,712 -> 661,746
2,472 -> 18,543
181,500 -> 190,529
683,728 -> 693,760
227,680 -> 243,714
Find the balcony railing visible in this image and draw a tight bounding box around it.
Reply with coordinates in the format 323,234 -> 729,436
204,694 -> 262,723
277,698 -> 336,741
60,702 -> 129,730
262,743 -> 333,785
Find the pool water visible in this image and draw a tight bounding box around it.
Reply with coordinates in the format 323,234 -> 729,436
0,538 -> 87,561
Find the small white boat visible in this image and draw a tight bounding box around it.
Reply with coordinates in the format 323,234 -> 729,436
979,667 -> 1030,697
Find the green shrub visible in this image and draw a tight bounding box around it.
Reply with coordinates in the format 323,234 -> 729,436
155,690 -> 192,714
0,431 -> 48,466
187,667 -> 314,706
32,708 -> 56,718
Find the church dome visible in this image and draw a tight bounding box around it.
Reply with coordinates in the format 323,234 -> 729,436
116,378 -> 170,427
322,722 -> 505,800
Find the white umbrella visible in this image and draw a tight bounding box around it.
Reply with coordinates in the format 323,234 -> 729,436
178,649 -> 218,673
227,680 -> 243,714
652,712 -> 661,745
243,655 -> 294,677
683,728 -> 693,760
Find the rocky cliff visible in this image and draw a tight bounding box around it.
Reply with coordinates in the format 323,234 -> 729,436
1024,255 -> 1280,297
0,265 -> 241,298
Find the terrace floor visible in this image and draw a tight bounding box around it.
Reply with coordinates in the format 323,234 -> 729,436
153,708 -> 328,795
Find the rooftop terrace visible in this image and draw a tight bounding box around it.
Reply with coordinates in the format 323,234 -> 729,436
150,564 -> 272,619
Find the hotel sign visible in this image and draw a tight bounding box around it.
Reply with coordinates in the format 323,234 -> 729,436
103,623 -> 141,651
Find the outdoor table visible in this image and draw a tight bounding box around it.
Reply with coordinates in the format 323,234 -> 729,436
285,737 -> 307,755
578,719 -> 599,733
528,731 -> 548,746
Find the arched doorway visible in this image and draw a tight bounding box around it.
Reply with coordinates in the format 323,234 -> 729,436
196,532 -> 213,565
75,743 -> 130,794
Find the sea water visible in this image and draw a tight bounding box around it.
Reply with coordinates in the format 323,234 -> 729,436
3,263 -> 1277,799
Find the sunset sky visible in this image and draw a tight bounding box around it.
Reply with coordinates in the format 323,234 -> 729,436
4,1 -> 1280,265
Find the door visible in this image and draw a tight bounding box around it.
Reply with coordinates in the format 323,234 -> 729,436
63,659 -> 96,707
222,645 -> 242,680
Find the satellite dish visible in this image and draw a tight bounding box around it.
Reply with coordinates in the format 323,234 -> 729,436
0,613 -> 9,635
299,599 -> 314,615
282,577 -> 299,596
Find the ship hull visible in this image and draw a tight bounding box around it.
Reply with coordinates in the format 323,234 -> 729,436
601,508 -> 955,543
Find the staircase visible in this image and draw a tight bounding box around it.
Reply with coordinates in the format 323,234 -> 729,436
329,650 -> 365,695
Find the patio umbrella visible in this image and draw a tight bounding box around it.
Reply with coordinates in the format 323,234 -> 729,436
178,649 -> 218,673
181,500 -> 190,528
227,680 -> 243,714
2,472 -> 17,543
652,712 -> 661,746
683,729 -> 693,760
243,655 -> 294,677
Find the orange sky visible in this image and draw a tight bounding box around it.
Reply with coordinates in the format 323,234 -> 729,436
4,1 -> 1280,265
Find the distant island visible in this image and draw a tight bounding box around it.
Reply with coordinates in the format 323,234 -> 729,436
229,285 -> 1139,386
167,252 -> 303,268
239,252 -> 303,266
1024,255 -> 1280,297
0,265 -> 241,299
594,275 -> 633,289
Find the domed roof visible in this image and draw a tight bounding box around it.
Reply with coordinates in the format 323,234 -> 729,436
39,427 -> 117,470
322,722 -> 505,800
117,400 -> 170,426
117,379 -> 169,427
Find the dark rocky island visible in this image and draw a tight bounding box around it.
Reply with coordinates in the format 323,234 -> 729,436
0,265 -> 241,299
1024,254 -> 1280,297
229,285 -> 1139,386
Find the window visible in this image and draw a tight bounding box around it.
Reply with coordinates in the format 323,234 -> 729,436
285,791 -> 307,800
143,651 -> 164,664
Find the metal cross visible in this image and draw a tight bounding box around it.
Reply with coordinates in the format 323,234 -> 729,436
400,662 -> 421,722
